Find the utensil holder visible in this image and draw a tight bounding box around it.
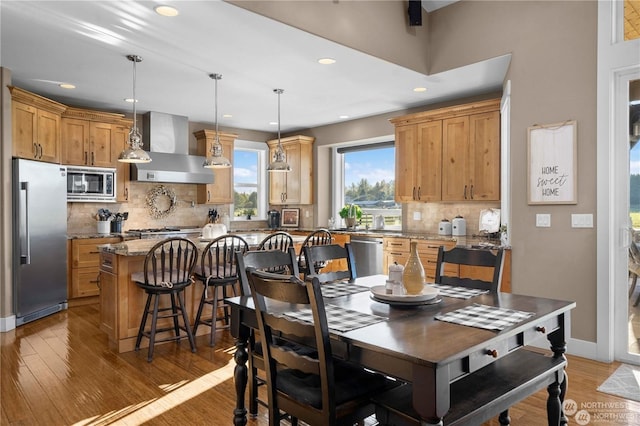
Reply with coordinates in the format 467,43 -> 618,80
97,221 -> 110,234
110,220 -> 122,233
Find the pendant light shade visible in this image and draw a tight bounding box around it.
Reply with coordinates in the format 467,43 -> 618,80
118,55 -> 151,163
267,88 -> 291,172
203,73 -> 231,168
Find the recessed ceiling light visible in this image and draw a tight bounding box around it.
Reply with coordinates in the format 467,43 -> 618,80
318,58 -> 336,65
339,115 -> 350,119
154,5 -> 179,17
269,121 -> 278,126
59,83 -> 75,89
223,114 -> 233,118
124,98 -> 138,103
413,87 -> 427,92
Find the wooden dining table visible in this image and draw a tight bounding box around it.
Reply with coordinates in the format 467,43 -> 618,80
227,274 -> 575,426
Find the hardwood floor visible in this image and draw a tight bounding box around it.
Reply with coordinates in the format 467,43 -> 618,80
2,303 -> 639,425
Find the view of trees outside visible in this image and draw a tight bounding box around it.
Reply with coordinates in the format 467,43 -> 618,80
343,147 -> 400,228
233,149 -> 258,218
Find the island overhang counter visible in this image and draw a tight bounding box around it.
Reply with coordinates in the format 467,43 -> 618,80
97,234 -> 307,353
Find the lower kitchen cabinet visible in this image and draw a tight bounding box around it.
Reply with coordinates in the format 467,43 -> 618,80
382,236 -> 510,292
68,237 -> 120,303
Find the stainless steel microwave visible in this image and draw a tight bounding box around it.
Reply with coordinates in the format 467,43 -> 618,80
66,166 -> 116,202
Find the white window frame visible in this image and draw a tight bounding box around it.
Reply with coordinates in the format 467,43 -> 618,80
330,136 -> 401,230
233,139 -> 267,221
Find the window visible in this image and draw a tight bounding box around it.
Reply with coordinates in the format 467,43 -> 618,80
334,142 -> 401,229
233,140 -> 267,220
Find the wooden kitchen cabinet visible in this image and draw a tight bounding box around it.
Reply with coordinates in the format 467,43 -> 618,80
391,98 -> 500,203
395,121 -> 442,202
61,107 -> 130,168
442,111 -> 500,201
112,123 -> 132,202
69,237 -> 120,301
267,135 -> 314,205
9,86 -> 66,163
194,130 -> 237,204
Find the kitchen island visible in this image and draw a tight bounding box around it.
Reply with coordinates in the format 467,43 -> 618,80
97,233 -> 307,353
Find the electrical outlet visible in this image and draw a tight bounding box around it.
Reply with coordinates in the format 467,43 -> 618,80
413,211 -> 421,221
305,210 -> 309,218
536,214 -> 551,227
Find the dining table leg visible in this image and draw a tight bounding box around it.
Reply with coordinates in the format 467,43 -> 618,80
548,313 -> 569,426
232,311 -> 250,426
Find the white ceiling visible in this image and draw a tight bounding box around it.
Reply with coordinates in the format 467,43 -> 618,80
1,1 -> 509,133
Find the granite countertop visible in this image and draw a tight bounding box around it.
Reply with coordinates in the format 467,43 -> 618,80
68,232 -> 130,240
99,232 -> 308,257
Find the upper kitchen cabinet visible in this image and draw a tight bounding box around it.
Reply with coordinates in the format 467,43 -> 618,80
195,130 -> 237,204
112,121 -> 133,203
9,86 -> 66,163
395,121 -> 442,202
391,99 -> 501,203
442,110 -> 500,201
61,107 -> 129,168
267,135 -> 314,205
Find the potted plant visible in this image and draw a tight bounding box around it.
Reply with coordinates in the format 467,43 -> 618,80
339,204 -> 362,228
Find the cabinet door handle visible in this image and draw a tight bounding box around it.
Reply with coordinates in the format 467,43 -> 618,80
463,185 -> 468,200
91,151 -> 95,165
84,151 -> 88,165
417,186 -> 421,200
207,190 -> 211,202
412,187 -> 416,200
124,187 -> 129,201
470,184 -> 474,200
37,144 -> 43,159
96,272 -> 101,290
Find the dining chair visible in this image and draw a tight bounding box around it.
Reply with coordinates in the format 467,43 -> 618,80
298,229 -> 333,278
131,237 -> 198,362
247,268 -> 396,426
434,246 -> 505,293
236,248 -> 301,416
257,231 -> 294,252
303,243 -> 357,283
192,234 -> 249,347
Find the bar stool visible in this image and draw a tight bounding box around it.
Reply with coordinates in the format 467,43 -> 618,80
193,234 -> 249,346
131,237 -> 198,362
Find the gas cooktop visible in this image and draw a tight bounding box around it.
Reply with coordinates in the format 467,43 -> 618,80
126,226 -> 202,237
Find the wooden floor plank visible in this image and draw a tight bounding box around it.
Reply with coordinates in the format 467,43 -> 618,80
2,303 -> 640,425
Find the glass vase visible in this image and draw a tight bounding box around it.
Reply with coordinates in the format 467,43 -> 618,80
403,241 -> 425,295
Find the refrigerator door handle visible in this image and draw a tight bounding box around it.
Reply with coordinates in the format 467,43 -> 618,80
19,181 -> 31,265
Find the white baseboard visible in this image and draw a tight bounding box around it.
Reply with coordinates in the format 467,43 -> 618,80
0,315 -> 16,332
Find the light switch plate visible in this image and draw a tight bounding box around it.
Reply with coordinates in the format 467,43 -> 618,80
571,213 -> 593,228
413,211 -> 421,220
536,214 -> 551,227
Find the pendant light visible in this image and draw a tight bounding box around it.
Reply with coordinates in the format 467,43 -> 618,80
203,73 -> 231,168
118,55 -> 151,163
267,88 -> 291,172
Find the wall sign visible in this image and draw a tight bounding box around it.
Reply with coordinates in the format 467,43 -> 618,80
527,120 -> 577,205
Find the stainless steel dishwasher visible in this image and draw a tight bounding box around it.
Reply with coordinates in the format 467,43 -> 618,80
350,235 -> 384,277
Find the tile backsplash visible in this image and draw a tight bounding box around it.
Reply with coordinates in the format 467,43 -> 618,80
67,181 -> 498,236
403,201 -> 501,235
66,182 -> 314,234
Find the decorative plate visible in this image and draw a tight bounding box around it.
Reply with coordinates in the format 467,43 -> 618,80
370,285 -> 439,303
370,294 -> 443,307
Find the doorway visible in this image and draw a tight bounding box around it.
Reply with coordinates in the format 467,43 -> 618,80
628,79 -> 640,357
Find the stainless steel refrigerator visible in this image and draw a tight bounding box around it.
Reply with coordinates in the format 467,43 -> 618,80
13,159 -> 68,326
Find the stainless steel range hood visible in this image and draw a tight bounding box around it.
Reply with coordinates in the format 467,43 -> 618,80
130,112 -> 214,184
